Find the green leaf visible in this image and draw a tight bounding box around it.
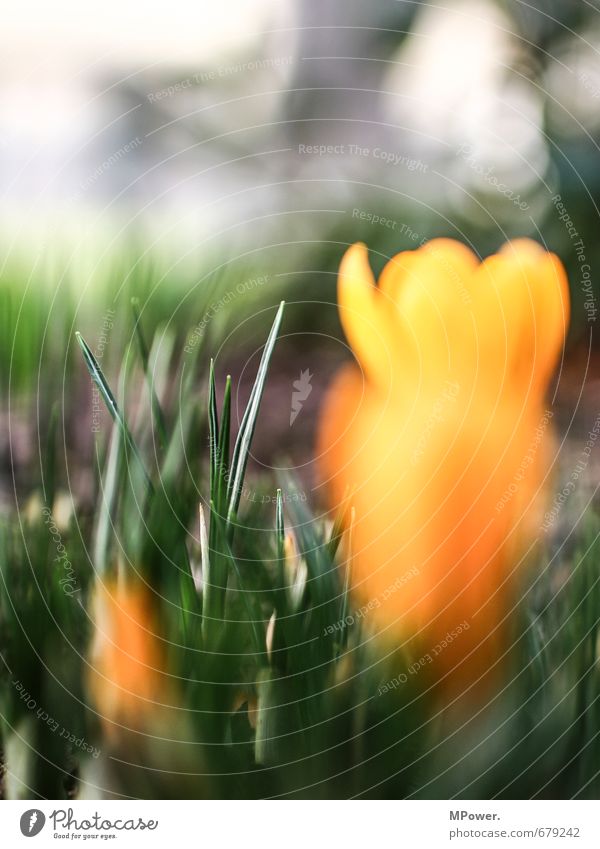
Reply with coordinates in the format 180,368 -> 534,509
131,297 -> 168,451
92,420 -> 124,576
226,302 -> 285,534
75,331 -> 153,494
208,359 -> 219,501
210,504 -> 266,659
280,476 -> 339,644
276,487 -> 285,596
216,375 -> 231,516
195,503 -> 209,594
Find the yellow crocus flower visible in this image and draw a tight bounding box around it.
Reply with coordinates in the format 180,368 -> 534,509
318,239 -> 569,693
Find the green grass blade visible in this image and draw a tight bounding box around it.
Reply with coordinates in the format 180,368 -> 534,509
131,297 -> 168,451
272,488 -> 290,663
76,331 -> 122,425
216,375 -> 231,515
195,503 -> 209,594
204,363 -> 228,639
276,487 -> 285,593
226,302 -> 284,532
204,363 -> 226,641
208,359 -> 219,500
93,421 -> 124,576
276,488 -> 285,561
75,331 -> 153,494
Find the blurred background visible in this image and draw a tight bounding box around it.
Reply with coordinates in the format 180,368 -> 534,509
2,0 -> 599,274
2,0 -> 600,506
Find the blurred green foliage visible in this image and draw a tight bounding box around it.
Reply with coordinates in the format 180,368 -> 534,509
0,310 -> 599,799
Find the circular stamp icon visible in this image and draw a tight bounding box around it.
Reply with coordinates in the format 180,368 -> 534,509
20,810 -> 46,837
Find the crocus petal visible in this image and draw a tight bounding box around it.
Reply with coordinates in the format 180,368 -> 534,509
473,239 -> 570,402
338,243 -> 398,388
378,240 -> 480,393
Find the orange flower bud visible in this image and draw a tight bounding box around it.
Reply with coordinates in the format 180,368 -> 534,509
88,579 -> 176,737
318,239 -> 569,694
